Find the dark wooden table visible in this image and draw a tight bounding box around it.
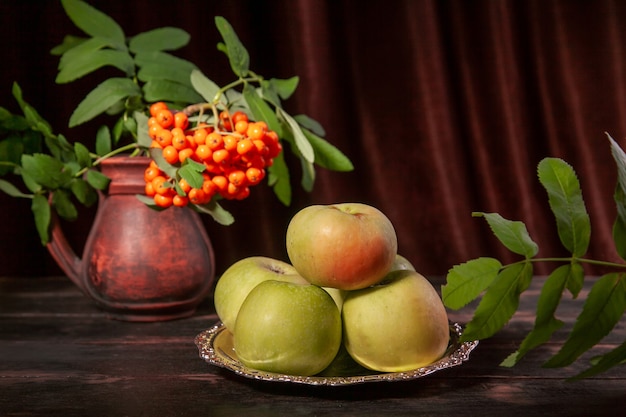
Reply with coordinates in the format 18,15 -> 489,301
1,276 -> 624,417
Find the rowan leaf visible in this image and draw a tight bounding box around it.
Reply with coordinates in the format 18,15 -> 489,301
129,27 -> 190,53
269,76 -> 299,100
543,272 -> 626,368
572,339 -> 626,379
86,169 -> 110,190
277,108 -> 314,164
243,84 -> 282,136
442,257 -> 502,310
474,212 -> 539,258
193,199 -> 234,226
31,194 -> 51,245
537,157 -> 590,257
267,151 -> 291,206
301,127 -> 354,172
69,78 -> 141,127
189,69 -> 221,104
0,179 -> 31,198
214,16 -> 249,77
142,79 -> 203,104
608,133 -> 626,260
60,0 -> 126,51
52,189 -> 78,221
56,49 -> 134,83
500,263 -> 583,366
461,262 -> 533,342
294,114 -> 326,137
95,125 -> 111,156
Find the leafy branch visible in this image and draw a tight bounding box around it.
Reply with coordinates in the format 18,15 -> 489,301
442,134 -> 626,378
0,0 -> 353,241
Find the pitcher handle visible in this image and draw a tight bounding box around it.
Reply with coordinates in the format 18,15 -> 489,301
46,212 -> 85,293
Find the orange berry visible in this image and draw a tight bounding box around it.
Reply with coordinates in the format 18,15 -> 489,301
195,144 -> 212,161
188,188 -> 207,205
162,146 -> 179,165
174,112 -> 189,130
212,149 -> 230,164
212,175 -> 228,192
231,111 -> 249,124
178,148 -> 194,163
149,102 -> 168,118
178,178 -> 192,194
149,124 -> 162,139
202,178 -> 217,197
223,135 -> 238,152
172,129 -> 188,150
225,182 -> 240,198
206,132 -> 224,150
237,138 -> 255,155
193,128 -> 208,145
172,194 -> 189,207
228,170 -> 247,187
151,176 -> 170,195
150,140 -> 163,149
247,122 -> 266,141
145,182 -> 156,197
234,120 -> 249,135
245,167 -> 265,185
155,129 -> 173,147
144,166 -> 160,183
235,186 -> 250,200
156,109 -> 174,128
153,193 -> 173,208
204,161 -> 221,174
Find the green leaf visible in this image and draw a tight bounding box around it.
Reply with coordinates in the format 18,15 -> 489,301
58,37 -> 109,69
500,263 -> 584,367
214,16 -> 249,77
608,134 -> 626,260
95,125 -> 112,156
189,69 -> 221,103
60,0 -> 126,51
12,83 -> 53,136
178,160 -> 205,189
74,142 -> 91,168
56,49 -> 135,83
572,339 -> 626,379
301,127 -> 353,171
193,199 -> 235,226
270,76 -> 300,100
32,194 -> 51,245
129,27 -> 190,53
537,157 -> 591,257
474,212 -> 539,258
52,189 -> 78,221
543,272 -> 626,368
442,257 -> 503,310
294,114 -> 326,137
69,78 -> 141,127
142,79 -> 204,104
243,84 -> 282,135
277,108 -> 314,163
137,63 -> 195,87
267,151 -> 291,206
50,35 -> 87,55
70,178 -> 97,206
300,158 -> 315,192
461,262 -> 533,342
134,111 -> 152,149
135,51 -> 197,75
86,169 -> 110,190
21,154 -> 73,189
0,178 -> 31,198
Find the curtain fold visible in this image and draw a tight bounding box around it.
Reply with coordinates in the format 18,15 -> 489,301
2,0 -> 626,277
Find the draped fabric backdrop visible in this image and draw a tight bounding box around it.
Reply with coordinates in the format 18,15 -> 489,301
1,0 -> 626,280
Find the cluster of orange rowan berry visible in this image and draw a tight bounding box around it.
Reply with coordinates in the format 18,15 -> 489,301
143,102 -> 282,208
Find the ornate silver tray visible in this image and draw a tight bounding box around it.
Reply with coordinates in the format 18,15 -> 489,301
194,321 -> 478,386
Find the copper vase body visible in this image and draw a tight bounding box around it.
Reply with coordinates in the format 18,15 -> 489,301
47,156 -> 215,321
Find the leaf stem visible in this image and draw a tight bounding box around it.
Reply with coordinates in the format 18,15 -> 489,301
75,142 -> 141,178
509,256 -> 626,270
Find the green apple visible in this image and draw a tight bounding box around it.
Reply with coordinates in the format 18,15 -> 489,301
234,280 -> 342,376
286,203 -> 398,290
342,269 -> 450,372
213,256 -> 308,332
322,287 -> 347,311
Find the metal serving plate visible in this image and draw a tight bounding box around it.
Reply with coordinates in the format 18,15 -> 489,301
194,321 -> 478,386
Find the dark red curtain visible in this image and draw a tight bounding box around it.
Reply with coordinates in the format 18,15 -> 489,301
1,0 -> 625,279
